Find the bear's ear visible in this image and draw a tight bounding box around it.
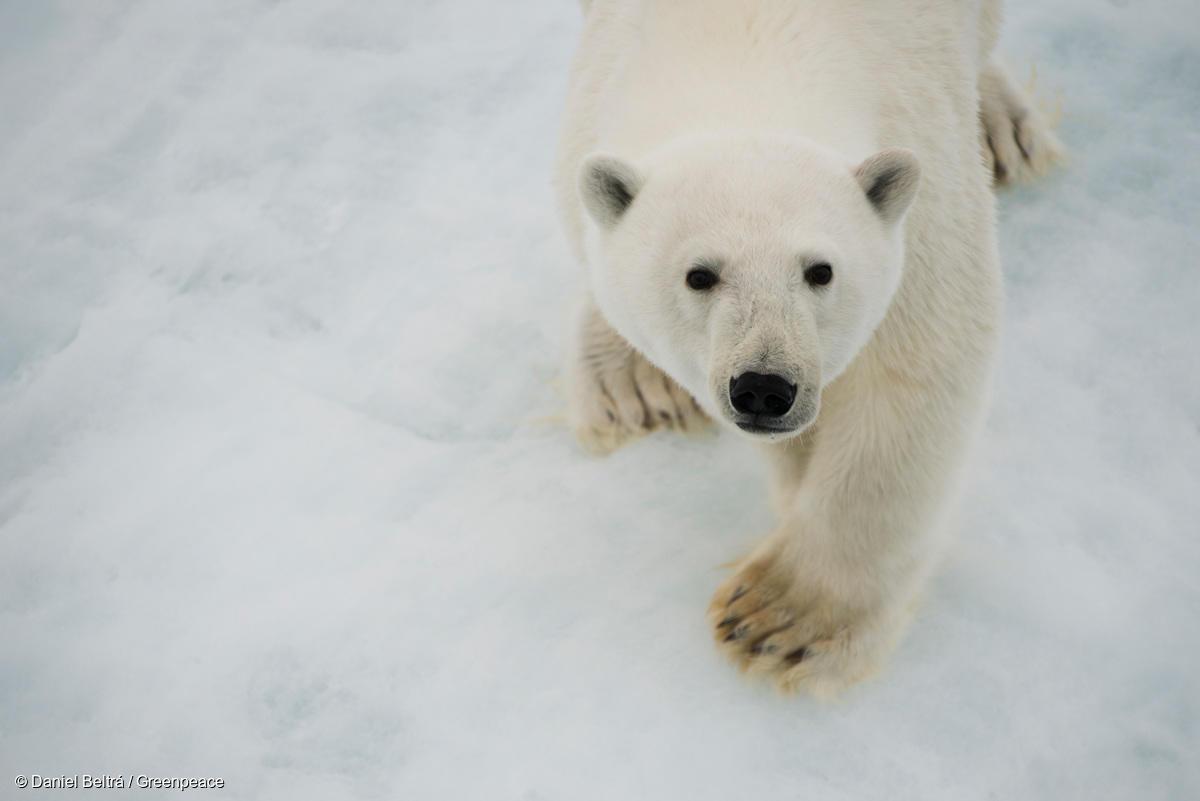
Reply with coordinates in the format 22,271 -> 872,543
580,154 -> 643,228
854,148 -> 920,224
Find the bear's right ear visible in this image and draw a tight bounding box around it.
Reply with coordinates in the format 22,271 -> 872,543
580,154 -> 643,228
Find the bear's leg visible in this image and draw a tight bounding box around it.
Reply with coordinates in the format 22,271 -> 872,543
708,362 -> 982,696
979,58 -> 1064,186
567,299 -> 709,454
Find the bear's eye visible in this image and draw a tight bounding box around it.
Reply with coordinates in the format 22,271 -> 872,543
804,263 -> 833,287
686,267 -> 719,291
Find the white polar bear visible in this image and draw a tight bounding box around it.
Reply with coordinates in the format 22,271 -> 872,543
556,0 -> 1061,695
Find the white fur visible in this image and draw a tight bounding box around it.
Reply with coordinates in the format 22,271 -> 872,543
556,0 -> 1054,695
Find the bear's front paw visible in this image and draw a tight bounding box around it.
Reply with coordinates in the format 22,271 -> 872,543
568,335 -> 709,455
708,552 -> 898,697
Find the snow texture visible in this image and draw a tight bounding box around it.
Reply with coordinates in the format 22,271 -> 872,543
1,1 -> 1197,799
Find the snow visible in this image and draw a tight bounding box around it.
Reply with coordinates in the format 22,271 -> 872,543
1,1 -> 1197,799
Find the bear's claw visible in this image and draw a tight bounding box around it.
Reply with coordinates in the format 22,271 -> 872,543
979,61 -> 1064,187
708,550 -> 888,696
568,305 -> 711,454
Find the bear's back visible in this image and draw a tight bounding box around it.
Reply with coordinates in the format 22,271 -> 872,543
558,0 -> 993,264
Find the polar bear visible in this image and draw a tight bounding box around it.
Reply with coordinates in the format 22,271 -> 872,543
556,0 -> 1061,695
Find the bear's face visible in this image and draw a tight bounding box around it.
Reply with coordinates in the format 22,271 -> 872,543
580,136 -> 919,442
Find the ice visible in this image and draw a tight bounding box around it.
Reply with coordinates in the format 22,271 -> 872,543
1,1 -> 1197,799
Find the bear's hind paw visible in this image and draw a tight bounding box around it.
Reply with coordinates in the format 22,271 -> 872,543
979,61 -> 1065,187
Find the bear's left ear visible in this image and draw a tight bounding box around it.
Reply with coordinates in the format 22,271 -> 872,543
854,148 -> 920,224
580,154 -> 643,229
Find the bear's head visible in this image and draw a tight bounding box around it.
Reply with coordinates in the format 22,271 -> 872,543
578,134 -> 919,442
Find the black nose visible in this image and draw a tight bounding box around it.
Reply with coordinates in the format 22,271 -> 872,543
729,372 -> 796,418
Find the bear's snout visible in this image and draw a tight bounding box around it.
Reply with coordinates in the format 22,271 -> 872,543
729,372 -> 796,418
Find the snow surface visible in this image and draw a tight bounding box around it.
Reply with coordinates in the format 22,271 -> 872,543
1,1 -> 1198,799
